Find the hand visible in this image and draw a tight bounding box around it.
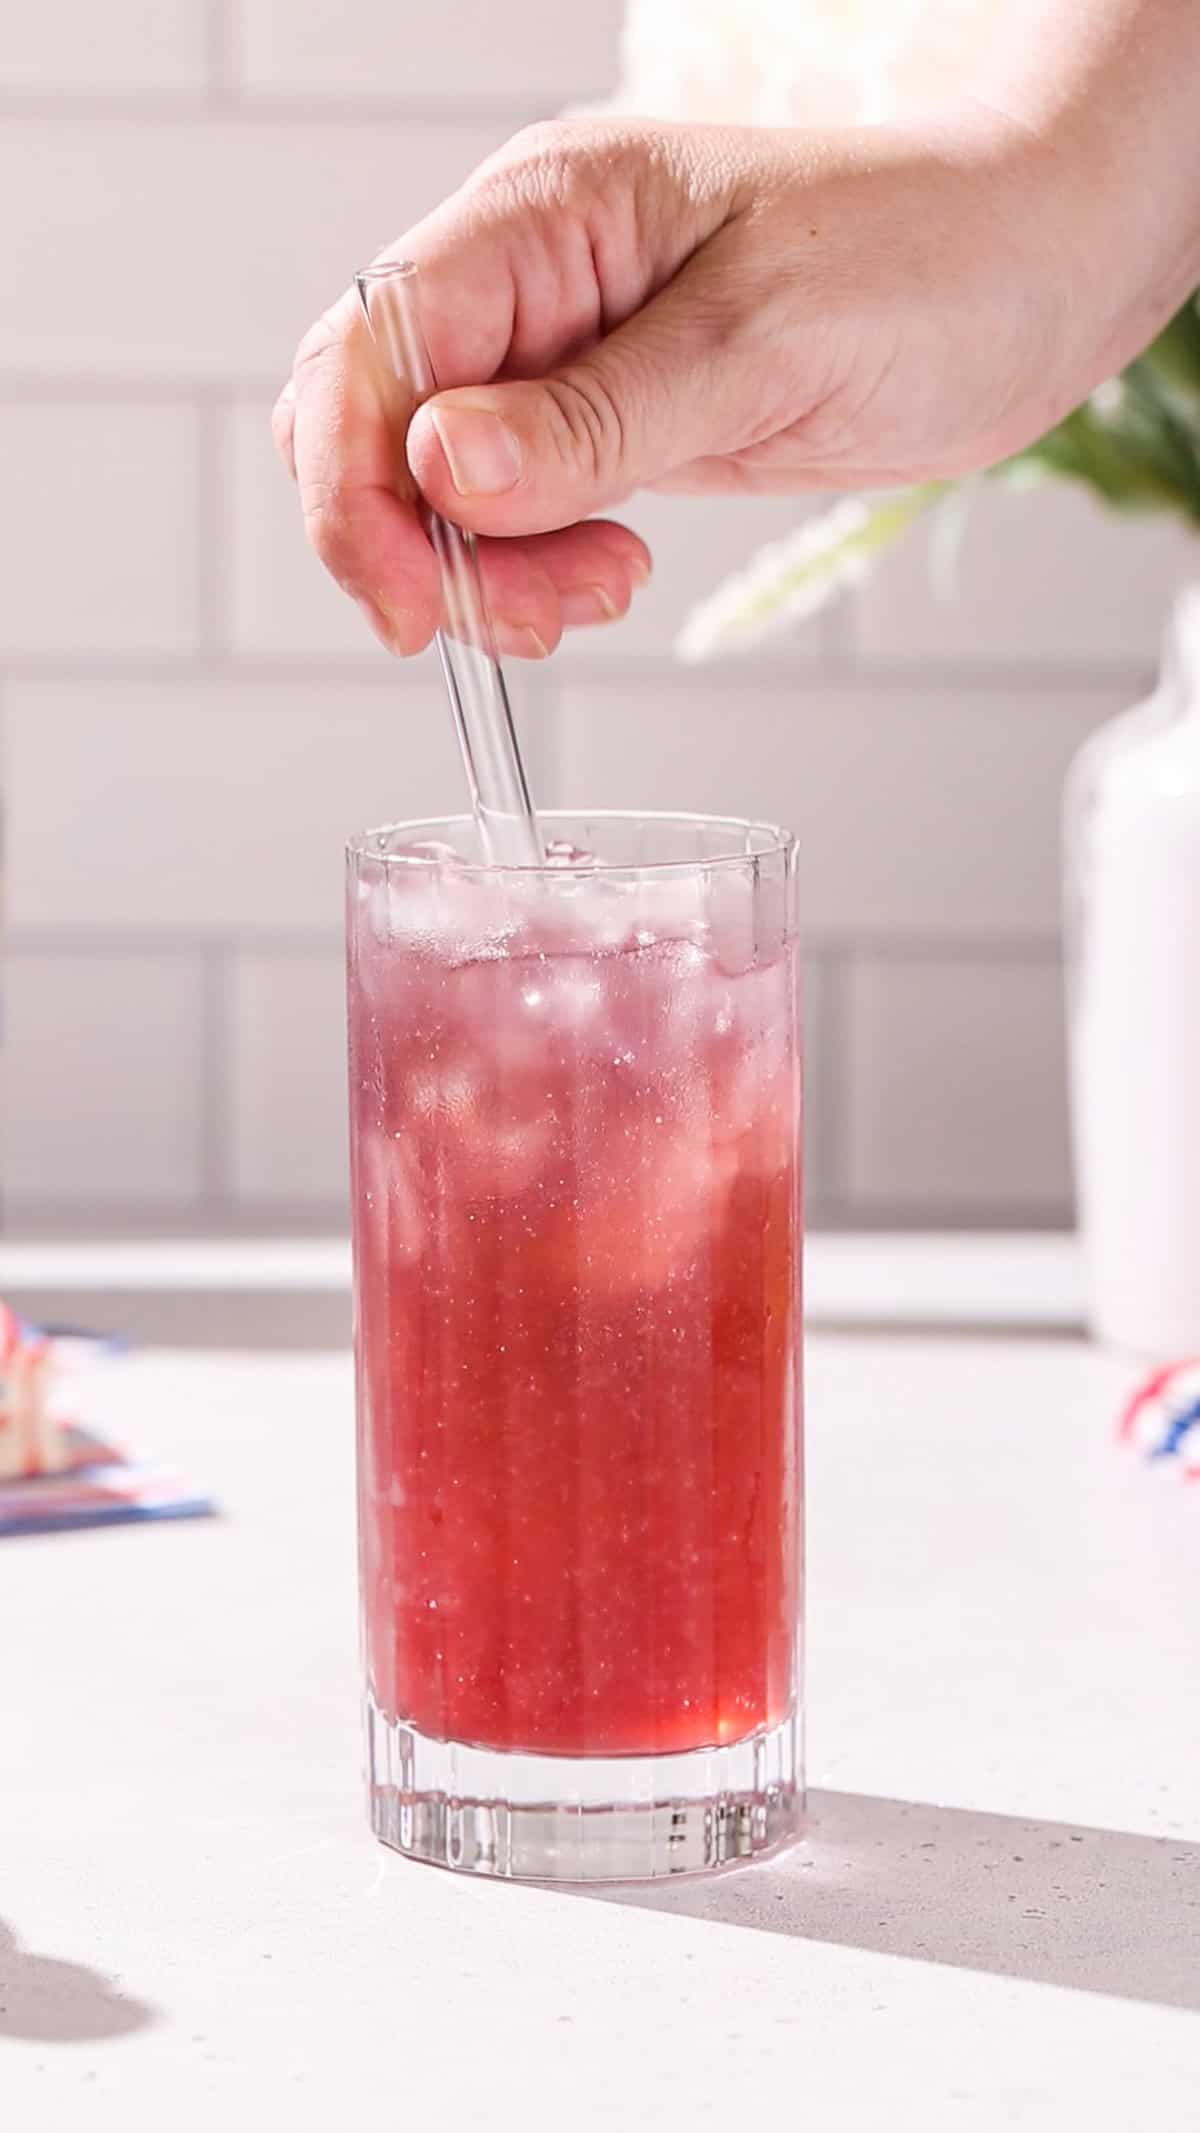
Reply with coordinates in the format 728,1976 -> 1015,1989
274,112 -> 1122,658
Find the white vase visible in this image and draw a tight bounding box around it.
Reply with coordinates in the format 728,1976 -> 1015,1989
1065,584 -> 1200,1358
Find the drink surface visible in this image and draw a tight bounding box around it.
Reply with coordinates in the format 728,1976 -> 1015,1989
350,848 -> 802,1758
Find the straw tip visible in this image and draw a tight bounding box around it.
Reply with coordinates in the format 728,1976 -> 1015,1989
356,257 -> 419,287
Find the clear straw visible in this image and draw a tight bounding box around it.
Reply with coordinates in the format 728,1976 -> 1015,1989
355,260 -> 544,868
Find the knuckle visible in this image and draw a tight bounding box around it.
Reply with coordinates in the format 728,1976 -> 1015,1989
543,365 -> 627,487
501,117 -> 580,176
509,117 -> 575,159
480,118 -> 603,217
291,291 -> 357,380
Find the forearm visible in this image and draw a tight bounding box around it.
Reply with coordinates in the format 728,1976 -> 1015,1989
956,0 -> 1200,366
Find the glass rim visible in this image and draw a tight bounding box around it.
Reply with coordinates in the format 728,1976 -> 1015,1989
347,809 -> 796,878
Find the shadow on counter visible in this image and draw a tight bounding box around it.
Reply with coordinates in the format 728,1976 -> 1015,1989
594,1789 -> 1200,2013
0,1918 -> 156,2044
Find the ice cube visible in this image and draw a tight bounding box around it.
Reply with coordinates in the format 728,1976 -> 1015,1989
389,838 -> 463,865
383,859 -> 497,962
405,1061 -> 487,1123
382,868 -> 446,947
629,869 -> 709,949
707,859 -> 760,975
350,861 -> 394,951
715,1001 -> 796,1163
542,839 -> 598,870
360,1130 -> 426,1264
549,965 -> 611,1038
507,866 -> 632,958
569,878 -> 638,955
565,1133 -> 738,1297
461,1113 -> 552,1197
664,948 -> 735,1051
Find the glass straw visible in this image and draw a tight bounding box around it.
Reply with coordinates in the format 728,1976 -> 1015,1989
355,260 -> 544,868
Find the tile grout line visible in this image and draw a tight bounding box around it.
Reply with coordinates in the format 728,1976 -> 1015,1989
198,941 -> 233,1207
523,665 -> 564,809
6,929 -> 344,957
818,586 -> 858,673
0,646 -> 1154,696
193,389 -> 229,656
0,1197 -> 350,1238
204,0 -> 236,100
0,90 -> 563,125
0,1196 -> 1069,1237
828,935 -> 1064,965
802,1203 -> 1074,1235
0,376 -> 277,402
2,926 -> 1063,960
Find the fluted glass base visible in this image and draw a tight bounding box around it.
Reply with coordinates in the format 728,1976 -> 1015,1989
365,1696 -> 802,1883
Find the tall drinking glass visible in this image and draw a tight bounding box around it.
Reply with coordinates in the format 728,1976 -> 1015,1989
348,812 -> 803,1880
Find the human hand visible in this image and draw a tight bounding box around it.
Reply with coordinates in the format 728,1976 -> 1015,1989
274,112 -> 1118,658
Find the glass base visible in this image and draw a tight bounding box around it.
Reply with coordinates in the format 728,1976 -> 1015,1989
365,1695 -> 802,1883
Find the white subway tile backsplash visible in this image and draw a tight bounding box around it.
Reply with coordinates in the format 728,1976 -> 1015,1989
227,396 -> 388,660
0,59 -> 1182,1236
856,481 -> 1192,666
842,955 -> 1071,1216
229,952 -> 348,1205
550,675 -> 1126,939
229,395 -> 821,669
224,951 -> 824,1217
2,3 -> 207,95
5,676 -> 471,933
227,394 -> 815,676
4,953 -> 205,1205
0,400 -> 199,656
236,0 -> 623,104
0,115 -> 509,381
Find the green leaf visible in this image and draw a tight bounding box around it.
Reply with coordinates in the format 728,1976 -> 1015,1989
1120,355 -> 1200,517
1013,400 -> 1195,518
1144,294 -> 1200,404
1003,288 -> 1200,529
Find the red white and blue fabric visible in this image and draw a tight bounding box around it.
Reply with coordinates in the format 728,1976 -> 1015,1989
1119,1357 -> 1200,1482
0,1304 -> 215,1537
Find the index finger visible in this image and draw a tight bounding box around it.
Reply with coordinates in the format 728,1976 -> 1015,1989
288,285 -> 441,655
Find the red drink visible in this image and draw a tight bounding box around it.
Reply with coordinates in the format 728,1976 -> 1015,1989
349,814 -> 803,1877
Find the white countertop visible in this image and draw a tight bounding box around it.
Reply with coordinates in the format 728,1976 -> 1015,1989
3,1265 -> 1199,2128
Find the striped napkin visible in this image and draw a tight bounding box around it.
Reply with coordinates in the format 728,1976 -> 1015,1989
0,1305 -> 216,1538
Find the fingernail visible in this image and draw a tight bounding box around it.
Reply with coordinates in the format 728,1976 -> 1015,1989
560,584 -> 620,627
494,621 -> 550,660
629,553 -> 653,587
431,404 -> 523,497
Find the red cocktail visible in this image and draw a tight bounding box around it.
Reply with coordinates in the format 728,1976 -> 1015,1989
349,812 -> 802,1878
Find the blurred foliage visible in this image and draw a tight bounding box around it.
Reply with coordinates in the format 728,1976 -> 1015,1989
1024,299 -> 1200,520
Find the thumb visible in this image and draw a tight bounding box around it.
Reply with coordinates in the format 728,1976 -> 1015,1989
406,256 -> 742,536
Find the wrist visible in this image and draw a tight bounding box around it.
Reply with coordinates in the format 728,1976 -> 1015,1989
950,3 -> 1200,376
